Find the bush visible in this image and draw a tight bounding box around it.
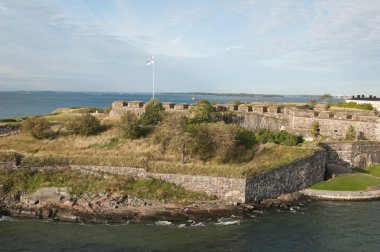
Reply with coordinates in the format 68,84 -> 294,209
141,99 -> 164,126
207,122 -> 240,163
67,114 -> 102,136
255,129 -> 302,146
255,129 -> 275,144
119,112 -> 145,139
274,131 -> 302,146
307,99 -> 317,109
311,121 -> 320,138
345,125 -> 356,141
190,99 -> 214,123
155,114 -> 195,162
236,128 -> 256,148
21,117 -> 52,139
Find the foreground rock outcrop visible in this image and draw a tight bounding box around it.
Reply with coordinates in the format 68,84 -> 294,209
0,187 -> 309,223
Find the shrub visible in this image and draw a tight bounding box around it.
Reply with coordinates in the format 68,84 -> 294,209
190,99 -> 214,123
155,114 -> 194,162
255,129 -> 302,146
67,114 -> 102,136
274,131 -> 302,146
207,122 -> 241,163
255,129 -> 275,144
119,112 -> 144,139
345,125 -> 356,141
233,100 -> 243,106
188,123 -> 214,161
236,128 -> 256,148
21,117 -> 52,139
311,121 -> 320,138
307,99 -> 317,109
141,99 -> 164,126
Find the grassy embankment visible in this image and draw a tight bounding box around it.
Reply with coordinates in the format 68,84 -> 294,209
0,107 -> 315,178
0,169 -> 212,203
310,164 -> 380,191
329,102 -> 373,111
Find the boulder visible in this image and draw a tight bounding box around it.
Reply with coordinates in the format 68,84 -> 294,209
21,187 -> 70,206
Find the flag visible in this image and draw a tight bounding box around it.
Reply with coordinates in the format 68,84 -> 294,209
146,56 -> 154,66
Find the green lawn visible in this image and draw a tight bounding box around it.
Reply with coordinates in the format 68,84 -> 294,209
354,164 -> 380,177
309,173 -> 380,191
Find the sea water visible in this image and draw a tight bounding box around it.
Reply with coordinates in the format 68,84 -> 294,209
0,91 -> 326,119
1,201 -> 380,251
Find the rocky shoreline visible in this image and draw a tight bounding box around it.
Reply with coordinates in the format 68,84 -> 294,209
0,187 -> 309,224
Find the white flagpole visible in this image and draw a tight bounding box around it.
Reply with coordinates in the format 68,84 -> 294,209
153,56 -> 155,99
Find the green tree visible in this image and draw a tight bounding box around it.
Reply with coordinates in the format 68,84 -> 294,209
119,111 -> 144,139
345,125 -> 356,141
67,114 -> 102,136
190,98 -> 214,123
21,117 -> 52,139
156,114 -> 195,163
141,99 -> 164,126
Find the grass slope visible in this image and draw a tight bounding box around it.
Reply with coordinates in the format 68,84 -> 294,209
354,164 -> 380,177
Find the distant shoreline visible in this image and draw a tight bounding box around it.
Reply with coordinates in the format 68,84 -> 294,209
0,90 -> 322,98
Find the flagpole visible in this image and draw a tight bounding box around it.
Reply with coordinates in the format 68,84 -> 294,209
153,56 -> 155,99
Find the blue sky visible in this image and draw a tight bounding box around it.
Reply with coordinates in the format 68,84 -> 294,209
0,0 -> 379,95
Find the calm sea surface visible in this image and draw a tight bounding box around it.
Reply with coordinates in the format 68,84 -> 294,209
1,201 -> 380,251
0,91 -> 325,118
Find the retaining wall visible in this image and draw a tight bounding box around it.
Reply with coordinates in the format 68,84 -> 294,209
70,165 -> 246,203
245,151 -> 326,202
1,150 -> 328,203
320,142 -> 380,168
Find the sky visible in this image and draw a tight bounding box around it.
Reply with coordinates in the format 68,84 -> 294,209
0,0 -> 380,95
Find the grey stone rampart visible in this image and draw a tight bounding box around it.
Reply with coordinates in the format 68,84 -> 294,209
110,100 -> 379,141
320,142 -> 380,168
237,113 -> 288,131
245,151 -> 326,202
69,165 -> 246,203
150,173 -> 246,203
289,116 -> 380,141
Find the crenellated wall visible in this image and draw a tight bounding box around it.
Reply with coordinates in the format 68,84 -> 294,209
109,100 -> 380,141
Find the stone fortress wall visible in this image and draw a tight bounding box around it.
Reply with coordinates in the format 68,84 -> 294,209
2,146 -> 379,203
110,100 -> 380,141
